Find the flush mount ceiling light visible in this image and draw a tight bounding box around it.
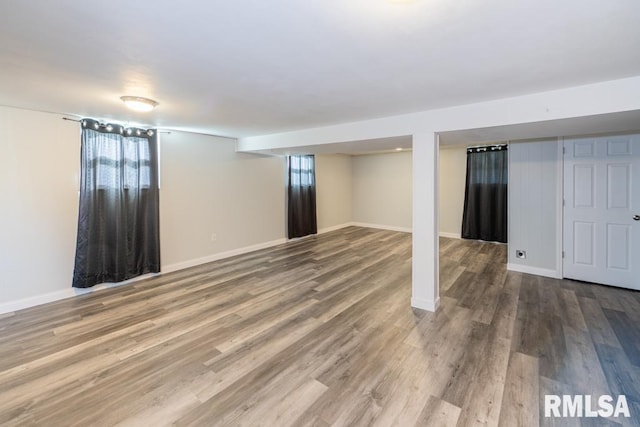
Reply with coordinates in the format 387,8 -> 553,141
120,96 -> 158,112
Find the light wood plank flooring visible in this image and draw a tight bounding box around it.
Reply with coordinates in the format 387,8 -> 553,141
0,227 -> 639,426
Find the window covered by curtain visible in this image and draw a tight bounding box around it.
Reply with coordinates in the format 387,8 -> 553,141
287,155 -> 317,238
461,145 -> 508,243
72,118 -> 160,288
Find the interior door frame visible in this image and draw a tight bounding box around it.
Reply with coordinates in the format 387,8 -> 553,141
559,132 -> 640,287
557,138 -> 564,279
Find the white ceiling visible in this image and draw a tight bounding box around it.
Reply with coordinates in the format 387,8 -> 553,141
1,0 -> 639,138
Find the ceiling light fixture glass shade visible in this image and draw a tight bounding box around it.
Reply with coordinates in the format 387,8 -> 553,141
120,96 -> 159,112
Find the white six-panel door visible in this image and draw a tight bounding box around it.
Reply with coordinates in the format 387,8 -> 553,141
563,134 -> 640,290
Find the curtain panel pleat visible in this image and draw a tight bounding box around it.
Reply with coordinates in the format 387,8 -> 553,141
287,155 -> 317,239
461,146 -> 508,243
72,119 -> 160,288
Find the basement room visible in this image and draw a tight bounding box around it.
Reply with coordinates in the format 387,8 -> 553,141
1,1 -> 639,426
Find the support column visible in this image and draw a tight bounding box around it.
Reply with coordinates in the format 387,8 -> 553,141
411,132 -> 440,311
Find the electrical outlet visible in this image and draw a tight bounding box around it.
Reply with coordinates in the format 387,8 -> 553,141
515,250 -> 526,259
210,233 -> 217,242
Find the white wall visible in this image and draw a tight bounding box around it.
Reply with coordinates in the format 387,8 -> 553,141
5,74 -> 639,313
0,106 -> 80,307
0,106 -> 288,312
159,132 -> 285,270
0,107 -> 372,311
508,138 -> 560,277
352,151 -> 412,231
238,76 -> 640,312
438,146 -> 467,238
315,154 -> 353,231
347,147 -> 467,236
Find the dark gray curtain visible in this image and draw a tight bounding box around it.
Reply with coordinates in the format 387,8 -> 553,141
72,118 -> 160,288
461,145 -> 508,243
287,155 -> 317,238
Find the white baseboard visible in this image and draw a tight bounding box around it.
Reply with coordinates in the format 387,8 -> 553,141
439,232 -> 461,239
0,289 -> 75,314
351,222 -> 412,233
0,224 -> 420,315
507,263 -> 562,279
0,238 -> 289,315
286,223 -> 354,242
288,222 -> 409,242
317,222 -> 353,234
0,272 -> 159,314
162,237 -> 287,274
411,296 -> 440,312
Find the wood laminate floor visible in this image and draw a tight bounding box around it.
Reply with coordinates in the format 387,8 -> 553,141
1,227 -> 639,426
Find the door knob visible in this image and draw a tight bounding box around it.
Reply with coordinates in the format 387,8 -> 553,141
635,215 -> 640,221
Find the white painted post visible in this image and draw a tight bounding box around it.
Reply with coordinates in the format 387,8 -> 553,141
411,132 -> 440,311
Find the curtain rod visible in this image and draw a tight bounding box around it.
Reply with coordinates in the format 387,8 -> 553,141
62,117 -> 171,134
466,143 -> 508,149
